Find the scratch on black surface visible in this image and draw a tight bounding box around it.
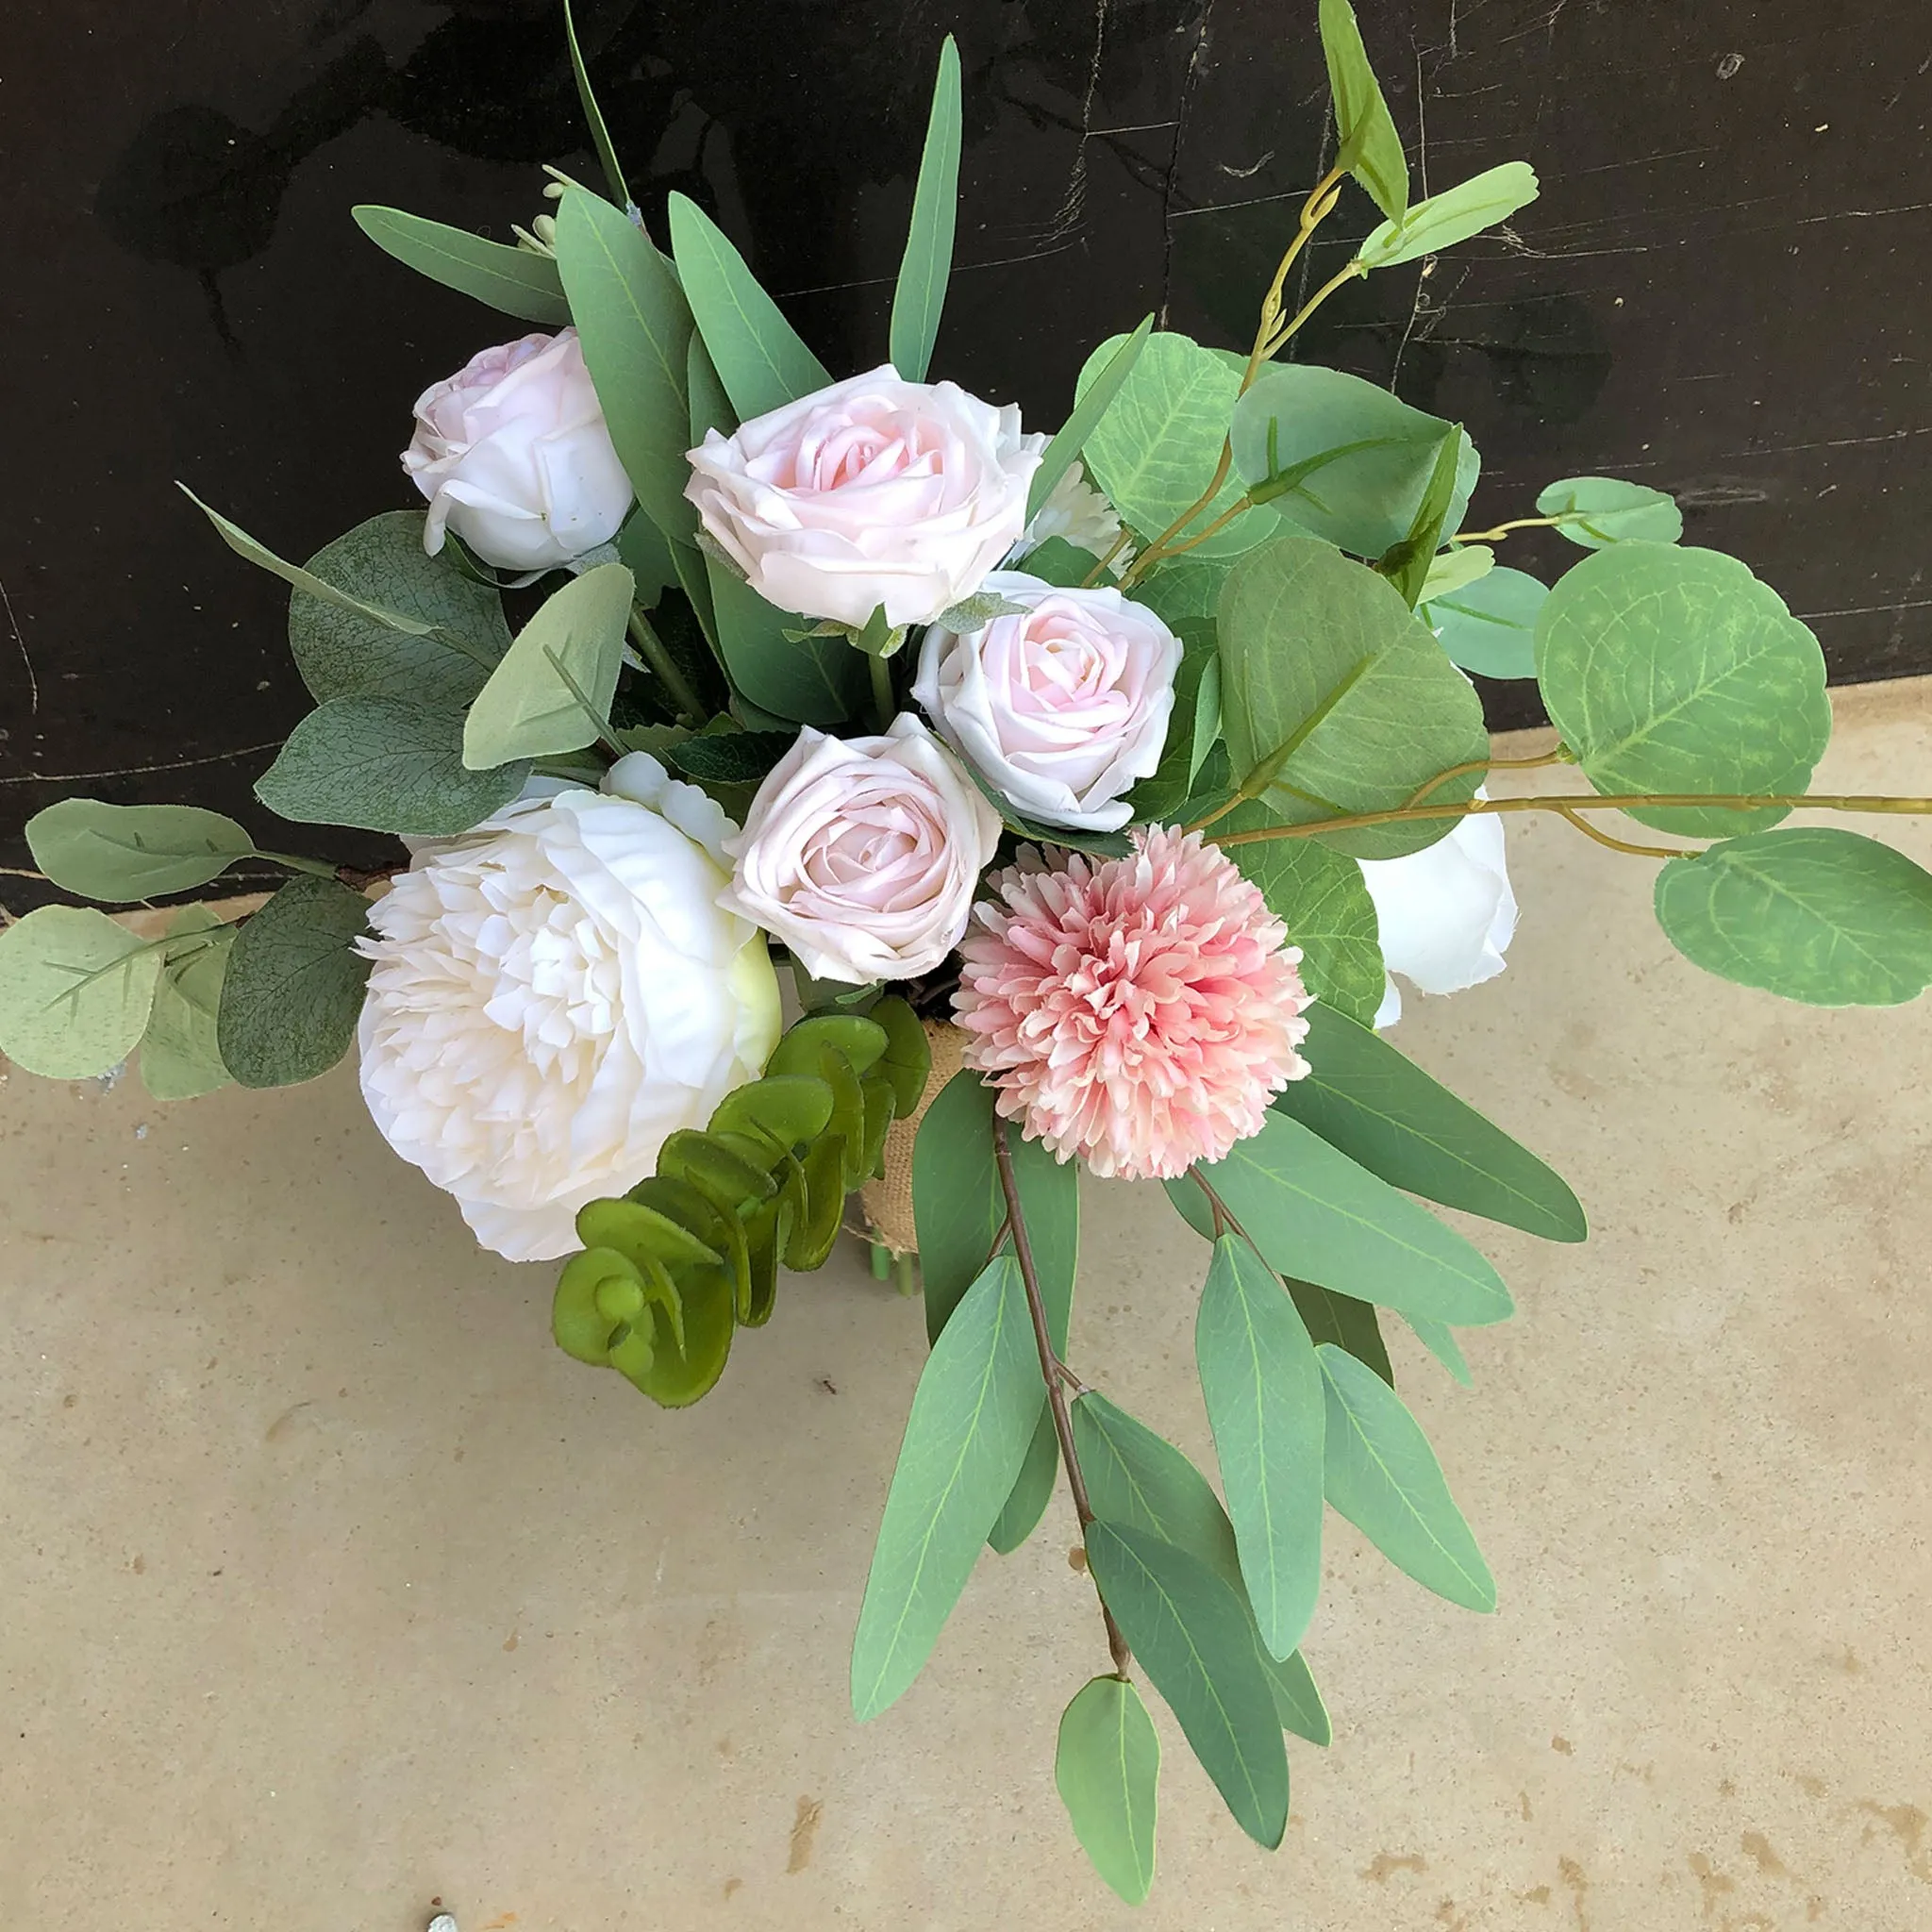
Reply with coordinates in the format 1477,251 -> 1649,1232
1041,0 -> 1113,248
1158,0 -> 1215,328
2,741 -> 284,787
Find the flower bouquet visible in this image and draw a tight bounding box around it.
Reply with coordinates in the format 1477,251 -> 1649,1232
8,0 -> 1932,1901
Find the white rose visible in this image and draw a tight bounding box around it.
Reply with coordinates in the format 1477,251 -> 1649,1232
684,364 -> 1044,628
402,328 -> 633,573
721,713 -> 1003,984
912,572 -> 1182,831
357,755 -> 781,1262
1358,808 -> 1518,1027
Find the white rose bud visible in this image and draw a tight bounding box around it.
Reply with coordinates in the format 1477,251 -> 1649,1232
357,756 -> 781,1262
402,327 -> 633,573
684,365 -> 1044,628
912,571 -> 1182,831
1358,807 -> 1519,1027
721,714 -> 1003,984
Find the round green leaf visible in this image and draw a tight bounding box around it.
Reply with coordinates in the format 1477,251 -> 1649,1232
140,908 -> 235,1101
1654,827 -> 1932,1007
1225,819 -> 1385,1025
216,877 -> 372,1089
27,798 -> 255,902
1424,565 -> 1545,679
1056,1676 -> 1160,1905
1536,475 -> 1683,548
0,906 -> 164,1078
1535,544 -> 1830,835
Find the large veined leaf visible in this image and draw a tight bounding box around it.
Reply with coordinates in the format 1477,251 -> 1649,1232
350,206 -> 571,324
850,1254 -> 1041,1720
1217,536 -> 1490,858
1167,1111 -> 1513,1327
1084,1523 -> 1290,1849
0,906 -> 164,1079
1537,475 -> 1683,548
1655,827 -> 1932,1006
1057,1675 -> 1160,1904
1424,565 -> 1544,679
1318,0 -> 1408,222
1030,318 -> 1154,524
1232,365 -> 1478,562
667,192 -> 831,422
1196,1236 -> 1325,1660
140,908 -> 234,1102
215,877 -> 372,1090
889,37 -> 961,384
1274,1002 -> 1586,1241
1535,544 -> 1830,835
1357,162 -> 1539,269
26,799 -> 255,903
1318,1343 -> 1495,1611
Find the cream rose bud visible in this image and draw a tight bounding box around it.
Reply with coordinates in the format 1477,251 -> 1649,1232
402,327 -> 633,573
722,714 -> 1003,984
684,365 -> 1044,629
912,572 -> 1182,832
357,756 -> 781,1263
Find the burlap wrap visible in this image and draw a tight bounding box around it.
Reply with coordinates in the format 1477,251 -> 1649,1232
858,1018 -> 965,1257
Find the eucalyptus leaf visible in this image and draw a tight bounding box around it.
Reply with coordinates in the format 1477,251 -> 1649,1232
1418,544 -> 1493,605
562,0 -> 629,207
1196,1236 -> 1325,1660
140,908 -> 234,1101
1537,475 -> 1683,548
1425,565 -> 1544,679
1133,554 -> 1233,625
663,730 -> 796,786
850,1253 -> 1041,1721
1056,1675 -> 1160,1905
1030,317 -> 1155,524
707,558 -> 866,726
617,514 -> 678,610
1126,622 -> 1219,822
215,877 -> 372,1090
1377,428 -> 1465,608
1019,536 -> 1107,589
27,799 -> 255,903
1654,827 -> 1932,1006
1224,821 -> 1385,1025
1357,161 -> 1539,269
988,1412 -> 1059,1555
668,192 -> 831,422
0,907 -> 164,1079
1287,1278 -> 1392,1387
1167,1112 -> 1514,1326
1318,1343 -> 1496,1611
890,36 -> 961,384
463,562 -> 635,767
349,206 -> 571,324
1535,543 -> 1830,835
1318,0 -> 1408,222
1405,1314 -> 1474,1385
1274,1001 -> 1586,1241
1084,1523 -> 1290,1850
260,696 -> 529,836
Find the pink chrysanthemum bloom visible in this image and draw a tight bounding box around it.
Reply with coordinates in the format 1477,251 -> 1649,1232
954,827 -> 1313,1181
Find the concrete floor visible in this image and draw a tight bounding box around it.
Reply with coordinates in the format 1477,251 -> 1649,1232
4,686 -> 1931,1931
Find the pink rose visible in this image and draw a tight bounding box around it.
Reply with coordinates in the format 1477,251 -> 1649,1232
912,572 -> 1183,831
684,365 -> 1045,628
721,715 -> 1003,984
402,328 -> 632,573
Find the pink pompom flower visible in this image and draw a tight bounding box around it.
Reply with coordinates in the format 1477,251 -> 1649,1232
953,827 -> 1314,1181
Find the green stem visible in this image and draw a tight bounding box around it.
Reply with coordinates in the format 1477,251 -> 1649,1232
869,651 -> 896,732
627,608 -> 705,722
255,849 -> 341,880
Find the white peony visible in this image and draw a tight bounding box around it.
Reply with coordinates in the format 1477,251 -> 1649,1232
357,755 -> 782,1262
1358,808 -> 1518,1027
1008,461 -> 1131,569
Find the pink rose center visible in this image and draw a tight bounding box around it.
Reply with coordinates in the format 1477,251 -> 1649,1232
791,408 -> 943,494
798,800 -> 941,910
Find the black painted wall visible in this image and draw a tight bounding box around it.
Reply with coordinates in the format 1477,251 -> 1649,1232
5,0 -> 1927,892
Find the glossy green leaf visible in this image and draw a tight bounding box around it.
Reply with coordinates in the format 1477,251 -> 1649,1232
1084,1522 -> 1290,1849
26,799 -> 254,903
1075,331 -> 1276,557
1167,1112 -> 1513,1326
667,192 -> 831,422
1274,1002 -> 1586,1241
1230,365 -> 1476,560
1536,475 -> 1683,548
851,1254 -> 1042,1719
1196,1236 -> 1325,1660
706,560 -> 866,726
140,908 -> 234,1101
260,696 -> 529,835
285,511 -> 508,709
1318,0 -> 1408,222
0,907 -> 163,1078
1318,1342 -> 1495,1610
562,0 -> 628,207
215,877 -> 372,1090
622,1265 -> 737,1407
1217,536 -> 1490,858
1535,543 -> 1830,835
869,995 -> 931,1118
1056,1675 -> 1160,1905
350,206 -> 570,324
1031,317 -> 1155,523
554,188 -> 694,545
1425,565 -> 1544,679
1224,822 -> 1384,1025
1287,1278 -> 1392,1387
1357,161 -> 1539,269
890,36 -> 961,384
463,562 -> 634,767
1654,827 -> 1932,1006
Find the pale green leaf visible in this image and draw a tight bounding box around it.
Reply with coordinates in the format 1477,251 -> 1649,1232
0,907 -> 164,1079
1418,543 -> 1493,604
1357,161 -> 1539,269
350,207 -> 570,324
1404,1314 -> 1474,1385
27,799 -> 255,903
1425,564 -> 1544,679
890,36 -> 961,384
1031,317 -> 1154,524
1536,475 -> 1683,548
1318,1343 -> 1495,1610
140,908 -> 234,1101
1056,1675 -> 1160,1905
1225,819 -> 1385,1026
215,877 -> 371,1090
1318,0 -> 1408,222
562,0 -> 629,207
851,1254 -> 1042,1720
1654,827 -> 1932,1006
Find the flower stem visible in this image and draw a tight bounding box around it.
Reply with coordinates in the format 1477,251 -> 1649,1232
869,651 -> 896,732
627,608 -> 705,723
254,849 -> 342,880
1449,512 -> 1581,545
991,1114 -> 1132,1679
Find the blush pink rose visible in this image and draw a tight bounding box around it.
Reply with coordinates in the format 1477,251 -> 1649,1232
684,365 -> 1044,629
720,714 -> 1003,984
912,572 -> 1183,831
